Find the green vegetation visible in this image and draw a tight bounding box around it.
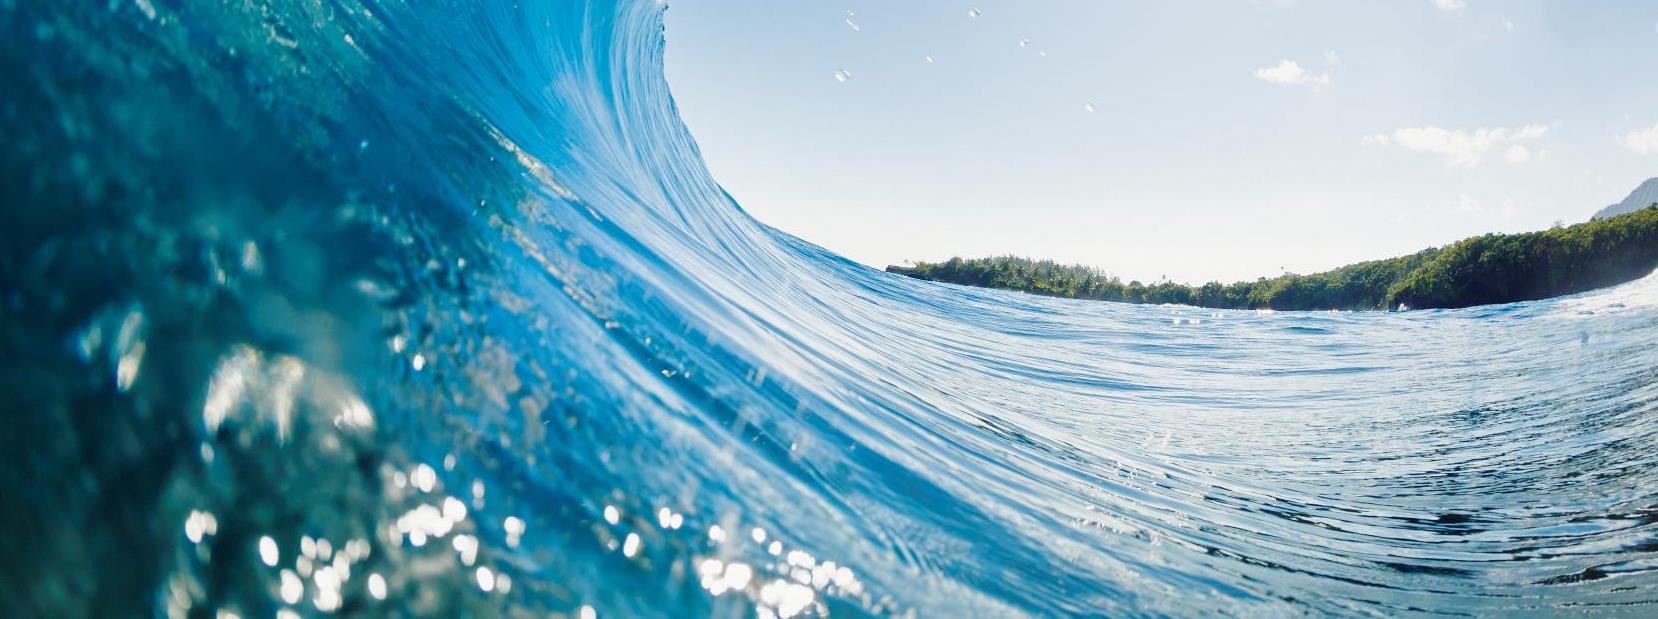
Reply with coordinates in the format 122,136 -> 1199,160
886,206 -> 1658,311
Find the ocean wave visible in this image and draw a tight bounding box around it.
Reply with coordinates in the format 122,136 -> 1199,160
3,0 -> 1657,616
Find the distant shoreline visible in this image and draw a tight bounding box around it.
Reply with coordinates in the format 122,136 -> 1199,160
888,206 -> 1658,311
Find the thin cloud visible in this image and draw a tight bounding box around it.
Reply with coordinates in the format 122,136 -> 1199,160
1433,0 -> 1467,16
1455,194 -> 1518,220
1504,144 -> 1547,163
1362,125 -> 1548,167
1618,122 -> 1658,155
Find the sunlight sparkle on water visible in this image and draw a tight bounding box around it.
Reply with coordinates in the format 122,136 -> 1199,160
504,515 -> 526,547
184,510 -> 217,544
412,464 -> 437,493
442,496 -> 467,522
697,559 -> 755,595
280,570 -> 303,605
258,536 -> 279,566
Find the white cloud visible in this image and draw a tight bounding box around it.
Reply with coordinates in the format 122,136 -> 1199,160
1433,0 -> 1467,16
1618,122 -> 1658,155
1252,60 -> 1331,89
1362,124 -> 1548,167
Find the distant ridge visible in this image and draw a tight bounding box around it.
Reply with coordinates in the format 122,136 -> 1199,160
1591,177 -> 1658,220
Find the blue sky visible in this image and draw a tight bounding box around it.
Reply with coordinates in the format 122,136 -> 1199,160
664,1 -> 1658,283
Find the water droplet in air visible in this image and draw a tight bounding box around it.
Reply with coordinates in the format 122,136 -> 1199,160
833,69 -> 852,82
1019,38 -> 1029,47
1084,101 -> 1097,113
967,8 -> 981,18
924,55 -> 936,64
845,19 -> 860,32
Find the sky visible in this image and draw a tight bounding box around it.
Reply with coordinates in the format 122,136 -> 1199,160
662,1 -> 1658,284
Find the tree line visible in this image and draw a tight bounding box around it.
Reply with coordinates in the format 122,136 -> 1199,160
886,206 -> 1658,310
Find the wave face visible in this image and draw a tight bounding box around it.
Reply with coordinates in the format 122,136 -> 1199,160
5,0 -> 1658,616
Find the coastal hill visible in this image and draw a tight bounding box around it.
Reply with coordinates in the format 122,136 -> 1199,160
1591,177 -> 1658,220
888,205 -> 1658,311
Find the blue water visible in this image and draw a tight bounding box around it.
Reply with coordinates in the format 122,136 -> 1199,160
4,0 -> 1658,616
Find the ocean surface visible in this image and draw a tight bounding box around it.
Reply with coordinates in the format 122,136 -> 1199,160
4,0 -> 1658,616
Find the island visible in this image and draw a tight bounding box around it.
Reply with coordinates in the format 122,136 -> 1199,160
887,205 -> 1658,311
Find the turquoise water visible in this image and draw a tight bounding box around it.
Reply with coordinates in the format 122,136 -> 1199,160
4,0 -> 1658,616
